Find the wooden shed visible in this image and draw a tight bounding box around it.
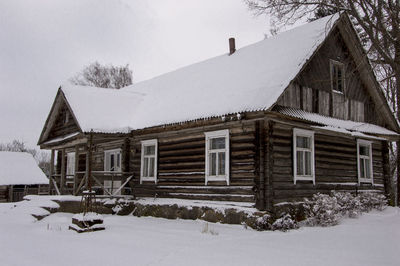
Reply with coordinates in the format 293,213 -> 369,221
0,152 -> 49,202
38,13 -> 399,211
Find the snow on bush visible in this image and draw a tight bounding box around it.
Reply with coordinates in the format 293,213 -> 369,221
331,191 -> 362,218
358,192 -> 387,212
254,214 -> 272,231
271,214 -> 298,232
303,191 -> 387,227
304,193 -> 342,227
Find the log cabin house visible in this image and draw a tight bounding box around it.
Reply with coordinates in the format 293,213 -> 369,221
0,152 -> 49,202
38,14 -> 399,211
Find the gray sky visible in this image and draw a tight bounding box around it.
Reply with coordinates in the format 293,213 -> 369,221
0,0 -> 269,147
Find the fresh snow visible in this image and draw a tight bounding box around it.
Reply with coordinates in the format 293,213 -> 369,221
0,197 -> 399,266
61,14 -> 340,133
72,212 -> 103,222
0,151 -> 48,186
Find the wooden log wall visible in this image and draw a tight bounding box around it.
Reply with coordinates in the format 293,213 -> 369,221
269,121 -> 385,206
276,27 -> 383,126
129,121 -> 257,203
48,104 -> 80,139
0,185 -> 8,202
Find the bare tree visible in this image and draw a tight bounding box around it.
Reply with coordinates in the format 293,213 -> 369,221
0,140 -> 51,176
70,61 -> 133,89
245,0 -> 400,204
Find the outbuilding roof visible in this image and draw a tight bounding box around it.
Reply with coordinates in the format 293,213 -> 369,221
0,152 -> 48,186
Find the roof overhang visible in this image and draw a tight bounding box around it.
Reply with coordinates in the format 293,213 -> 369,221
274,106 -> 399,141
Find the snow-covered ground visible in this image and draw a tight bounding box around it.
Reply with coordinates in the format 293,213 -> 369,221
0,198 -> 399,266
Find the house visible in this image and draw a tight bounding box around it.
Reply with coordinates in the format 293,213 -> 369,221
38,13 -> 399,211
0,152 -> 49,202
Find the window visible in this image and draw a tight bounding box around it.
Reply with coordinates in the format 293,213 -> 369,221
330,60 -> 345,93
140,139 -> 157,183
66,152 -> 75,176
104,180 -> 122,196
104,149 -> 121,172
205,129 -> 229,185
293,128 -> 315,184
357,139 -> 373,184
64,112 -> 70,124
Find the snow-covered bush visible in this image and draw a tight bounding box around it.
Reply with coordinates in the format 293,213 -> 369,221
254,214 -> 272,231
303,191 -> 387,227
358,192 -> 387,212
303,193 -> 342,227
271,214 -> 298,232
331,191 -> 362,218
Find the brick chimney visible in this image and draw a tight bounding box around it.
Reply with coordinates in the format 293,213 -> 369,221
229,38 -> 236,55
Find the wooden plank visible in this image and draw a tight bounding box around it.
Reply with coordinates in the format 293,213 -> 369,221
60,149 -> 66,194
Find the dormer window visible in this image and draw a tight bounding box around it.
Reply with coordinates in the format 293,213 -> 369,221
330,60 -> 345,93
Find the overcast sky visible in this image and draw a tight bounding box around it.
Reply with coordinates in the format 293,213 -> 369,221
0,0 -> 269,148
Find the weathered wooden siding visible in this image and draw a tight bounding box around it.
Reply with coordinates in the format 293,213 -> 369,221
276,27 -> 383,125
0,185 -> 8,202
129,121 -> 257,202
269,121 -> 385,205
48,103 -> 80,139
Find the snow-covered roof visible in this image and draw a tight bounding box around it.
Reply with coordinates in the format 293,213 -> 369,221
0,152 -> 48,186
275,106 -> 398,136
60,14 -> 340,133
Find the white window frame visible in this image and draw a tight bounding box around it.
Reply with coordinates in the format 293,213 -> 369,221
357,139 -> 373,184
205,129 -> 230,185
66,152 -> 75,177
104,148 -> 122,172
293,128 -> 315,184
140,139 -> 158,184
330,59 -> 345,94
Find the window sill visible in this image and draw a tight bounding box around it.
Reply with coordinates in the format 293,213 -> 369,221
332,90 -> 344,95
294,175 -> 315,184
140,177 -> 157,184
358,178 -> 373,184
206,175 -> 229,185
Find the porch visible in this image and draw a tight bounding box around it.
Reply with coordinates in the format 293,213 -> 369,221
46,133 -> 133,198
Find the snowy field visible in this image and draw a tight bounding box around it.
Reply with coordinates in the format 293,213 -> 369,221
0,199 -> 399,266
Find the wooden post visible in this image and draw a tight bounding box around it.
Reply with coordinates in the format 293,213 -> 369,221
60,149 -> 66,194
87,131 -> 93,191
85,148 -> 90,190
8,185 -> 13,202
258,120 -> 266,210
382,141 -> 392,205
265,120 -> 274,211
73,146 -> 79,195
49,149 -> 55,195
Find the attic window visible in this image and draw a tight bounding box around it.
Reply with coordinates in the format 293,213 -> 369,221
330,60 -> 345,93
64,112 -> 70,124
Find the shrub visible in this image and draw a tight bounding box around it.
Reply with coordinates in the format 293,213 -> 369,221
303,193 -> 342,227
254,214 -> 272,231
358,192 -> 387,212
271,214 -> 298,231
303,191 -> 387,227
331,191 -> 362,218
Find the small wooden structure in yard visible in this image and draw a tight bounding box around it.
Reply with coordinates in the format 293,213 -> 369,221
38,14 -> 399,213
0,152 -> 49,202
